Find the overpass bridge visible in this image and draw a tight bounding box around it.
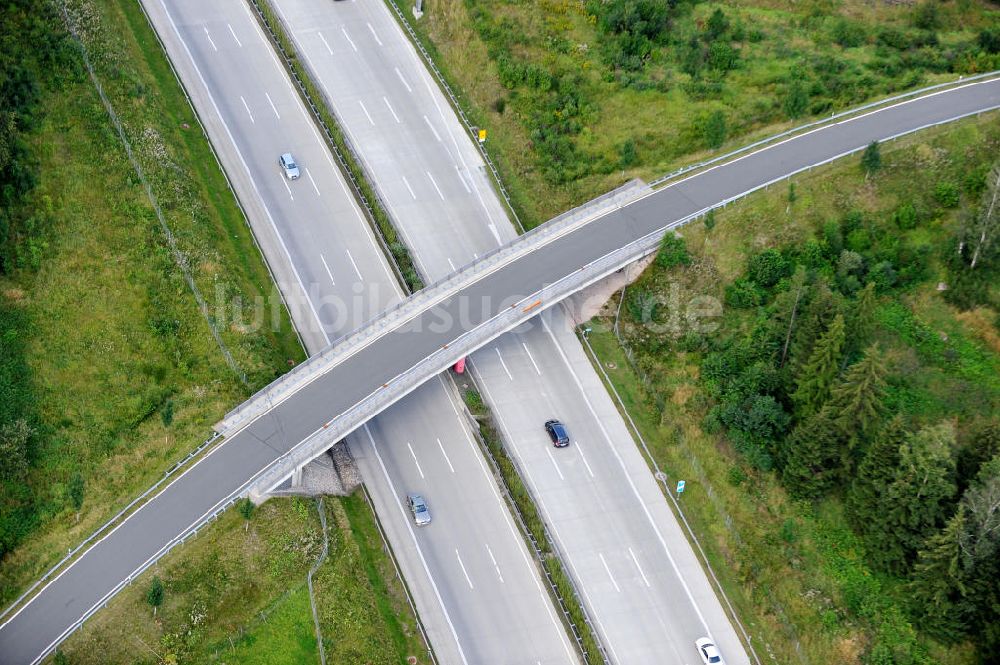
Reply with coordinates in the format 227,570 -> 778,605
1,75 -> 998,665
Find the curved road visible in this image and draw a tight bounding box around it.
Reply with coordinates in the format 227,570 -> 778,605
1,72 -> 997,664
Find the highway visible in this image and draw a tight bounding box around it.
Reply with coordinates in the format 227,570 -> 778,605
268,0 -> 746,661
1,5 -> 996,663
0,0 -> 576,663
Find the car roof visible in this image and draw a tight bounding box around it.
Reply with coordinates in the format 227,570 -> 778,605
281,152 -> 295,162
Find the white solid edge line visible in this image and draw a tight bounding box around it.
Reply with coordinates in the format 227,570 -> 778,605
364,424 -> 470,665
540,316 -> 712,634
469,364 -> 620,663
437,375 -> 578,663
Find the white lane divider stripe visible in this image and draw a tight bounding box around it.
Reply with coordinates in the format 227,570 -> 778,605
366,22 -> 383,46
281,176 -> 293,200
406,442 -> 425,479
628,546 -> 651,588
422,114 -> 442,142
341,26 -> 357,52
394,67 -> 413,93
319,253 -> 336,286
264,92 -> 280,120
486,544 -> 505,583
545,447 -> 564,481
521,342 -> 541,375
599,553 -> 621,592
436,438 -> 455,473
227,23 -> 242,47
305,169 -> 320,197
487,223 -> 502,245
426,171 -> 445,201
447,257 -> 456,272
455,549 -> 474,589
494,347 -> 512,380
203,26 -> 218,52
345,248 -> 363,281
317,30 -> 333,55
358,99 -> 374,125
401,175 -> 416,199
575,440 -> 596,478
363,425 -> 470,664
239,95 -> 254,123
383,96 -> 401,124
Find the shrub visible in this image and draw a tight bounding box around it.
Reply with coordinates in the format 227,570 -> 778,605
980,28 -> 1000,54
703,109 -> 728,149
707,42 -> 738,72
933,181 -> 960,208
831,18 -> 867,48
725,278 -> 764,308
784,79 -> 809,119
893,202 -> 918,229
747,249 -> 789,288
656,233 -> 690,269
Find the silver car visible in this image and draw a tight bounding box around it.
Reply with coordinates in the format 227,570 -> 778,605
279,152 -> 300,180
407,493 -> 431,526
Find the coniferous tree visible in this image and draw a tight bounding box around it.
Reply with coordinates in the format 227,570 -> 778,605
846,281 -> 877,360
147,576 -> 164,616
829,343 -> 888,445
788,281 -> 841,372
909,505 -> 970,643
959,461 -> 1000,658
847,415 -> 907,532
781,407 -> 842,498
792,314 -> 845,417
869,422 -> 957,573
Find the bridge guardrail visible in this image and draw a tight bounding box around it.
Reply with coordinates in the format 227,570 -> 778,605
216,179 -> 650,439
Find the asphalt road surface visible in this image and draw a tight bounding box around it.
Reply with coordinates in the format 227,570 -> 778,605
265,2 -> 1000,663
0,0 -> 575,664
269,0 -> 747,662
1,6 -> 996,663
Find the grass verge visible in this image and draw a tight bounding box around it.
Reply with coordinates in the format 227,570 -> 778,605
0,0 -> 303,607
386,0 -> 999,227
53,494 -> 428,664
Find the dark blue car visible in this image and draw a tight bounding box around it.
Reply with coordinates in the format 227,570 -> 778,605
544,420 -> 570,448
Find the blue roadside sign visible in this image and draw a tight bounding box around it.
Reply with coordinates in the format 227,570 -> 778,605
676,480 -> 686,494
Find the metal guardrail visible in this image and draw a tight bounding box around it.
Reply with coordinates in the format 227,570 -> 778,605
217,179 -> 649,439
647,70 -> 1000,191
237,90 -> 1000,495
383,0 -> 526,234
455,378 -> 608,664
358,484 -> 439,665
13,68 -> 998,662
578,331 -> 763,665
247,0 -> 414,293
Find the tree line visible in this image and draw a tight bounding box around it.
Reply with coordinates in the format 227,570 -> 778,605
666,149 -> 1000,661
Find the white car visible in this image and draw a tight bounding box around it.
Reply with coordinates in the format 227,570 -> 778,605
696,637 -> 725,665
279,152 -> 300,180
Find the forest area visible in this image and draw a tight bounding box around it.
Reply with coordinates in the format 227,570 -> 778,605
607,120 -> 1000,663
